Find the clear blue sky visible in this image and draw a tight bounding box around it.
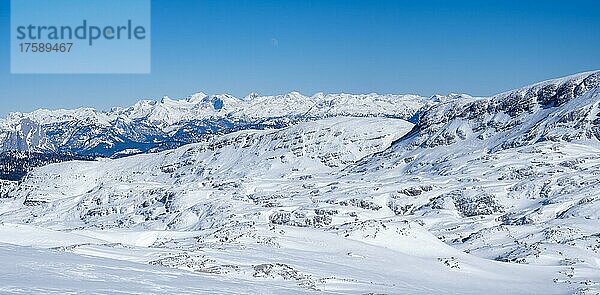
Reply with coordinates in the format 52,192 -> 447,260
1,0 -> 599,115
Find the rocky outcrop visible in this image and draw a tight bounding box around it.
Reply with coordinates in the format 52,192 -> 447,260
404,71 -> 600,151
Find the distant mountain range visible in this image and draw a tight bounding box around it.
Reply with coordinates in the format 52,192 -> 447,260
0,92 -> 432,157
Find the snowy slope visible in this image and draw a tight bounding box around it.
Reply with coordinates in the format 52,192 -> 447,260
0,243 -> 314,295
1,117 -> 413,227
0,222 -> 573,295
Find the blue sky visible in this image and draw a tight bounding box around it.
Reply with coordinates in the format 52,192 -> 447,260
0,0 -> 599,115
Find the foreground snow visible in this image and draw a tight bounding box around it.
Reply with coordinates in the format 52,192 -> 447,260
0,243 -> 309,295
0,223 -> 572,295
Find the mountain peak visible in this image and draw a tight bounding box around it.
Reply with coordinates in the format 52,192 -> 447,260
187,92 -> 208,103
244,92 -> 260,101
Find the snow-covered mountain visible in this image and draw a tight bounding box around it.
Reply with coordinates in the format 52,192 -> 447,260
352,71 -> 600,172
0,92 -> 430,157
1,71 -> 600,294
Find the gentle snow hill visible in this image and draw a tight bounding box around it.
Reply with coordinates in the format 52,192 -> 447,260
0,243 -> 314,295
0,222 -> 573,295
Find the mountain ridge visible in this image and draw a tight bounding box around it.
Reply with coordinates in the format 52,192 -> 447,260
0,91 -> 432,157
